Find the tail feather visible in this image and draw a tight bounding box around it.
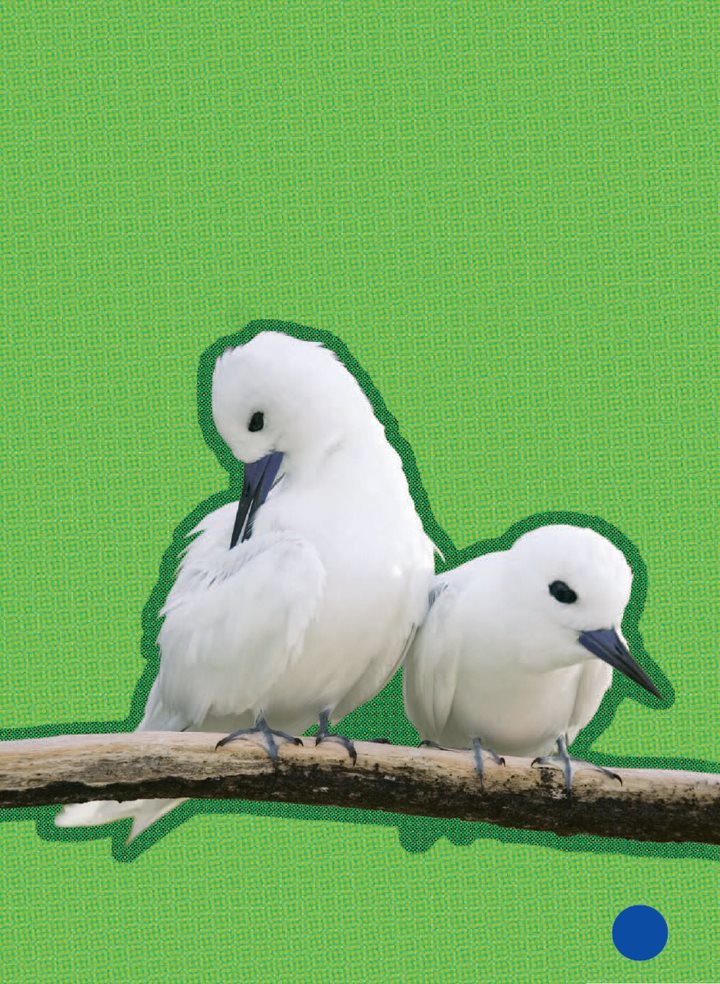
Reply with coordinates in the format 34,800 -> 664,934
54,678 -> 191,842
54,685 -> 254,842
55,797 -> 187,843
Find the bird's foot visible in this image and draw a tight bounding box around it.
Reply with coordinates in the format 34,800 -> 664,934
315,710 -> 357,764
472,738 -> 505,786
531,734 -> 621,795
315,732 -> 357,765
215,717 -> 303,764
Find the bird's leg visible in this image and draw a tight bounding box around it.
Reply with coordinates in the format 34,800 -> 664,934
531,733 -> 622,795
315,709 -> 357,765
215,715 -> 303,764
419,739 -> 452,750
472,737 -> 505,786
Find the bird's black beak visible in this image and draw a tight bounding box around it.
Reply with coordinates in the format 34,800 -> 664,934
229,451 -> 284,548
579,627 -> 661,698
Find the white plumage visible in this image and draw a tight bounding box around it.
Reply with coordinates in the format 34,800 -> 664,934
57,331 -> 435,840
404,524 -> 659,785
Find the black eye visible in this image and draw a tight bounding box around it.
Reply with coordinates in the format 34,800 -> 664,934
549,580 -> 578,604
248,411 -> 264,432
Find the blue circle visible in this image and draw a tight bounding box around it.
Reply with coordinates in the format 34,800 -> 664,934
612,905 -> 668,961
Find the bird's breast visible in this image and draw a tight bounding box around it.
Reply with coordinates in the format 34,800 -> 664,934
258,476 -> 431,569
446,661 -> 585,757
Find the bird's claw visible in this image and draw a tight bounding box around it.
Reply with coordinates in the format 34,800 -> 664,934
315,732 -> 357,765
472,738 -> 505,786
314,709 -> 357,764
531,746 -> 622,795
216,720 -> 303,764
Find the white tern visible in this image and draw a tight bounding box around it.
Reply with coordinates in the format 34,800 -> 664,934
403,524 -> 661,790
56,331 -> 435,840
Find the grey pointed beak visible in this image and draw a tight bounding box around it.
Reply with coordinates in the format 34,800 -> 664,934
229,451 -> 284,548
579,627 -> 661,698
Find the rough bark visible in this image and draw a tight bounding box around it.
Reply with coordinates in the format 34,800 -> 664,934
0,732 -> 718,844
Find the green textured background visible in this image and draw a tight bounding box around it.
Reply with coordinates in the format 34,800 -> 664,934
0,3 -> 717,982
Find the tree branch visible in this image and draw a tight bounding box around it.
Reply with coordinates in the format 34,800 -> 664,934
0,732 -> 718,844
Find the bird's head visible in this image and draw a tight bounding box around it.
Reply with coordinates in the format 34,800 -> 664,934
212,331 -> 375,469
211,331 -> 382,547
508,524 -> 659,697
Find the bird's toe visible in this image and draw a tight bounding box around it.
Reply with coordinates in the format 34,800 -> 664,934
316,732 -> 357,765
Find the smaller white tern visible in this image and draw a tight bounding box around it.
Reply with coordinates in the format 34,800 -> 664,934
403,524 -> 661,789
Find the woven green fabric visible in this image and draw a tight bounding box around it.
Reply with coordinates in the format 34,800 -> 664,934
0,3 -> 717,981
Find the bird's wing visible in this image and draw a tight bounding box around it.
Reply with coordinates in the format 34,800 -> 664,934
332,548 -> 434,723
56,515 -> 326,843
139,677 -> 192,731
332,617 -> 419,724
153,524 -> 326,729
403,581 -> 463,742
567,659 -> 613,744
